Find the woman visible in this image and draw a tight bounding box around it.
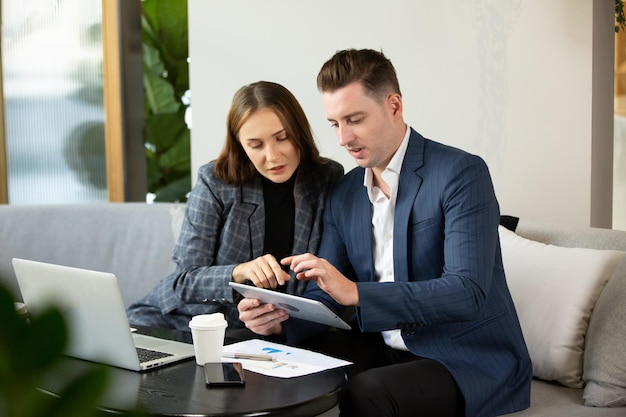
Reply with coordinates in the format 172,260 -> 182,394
126,81 -> 344,332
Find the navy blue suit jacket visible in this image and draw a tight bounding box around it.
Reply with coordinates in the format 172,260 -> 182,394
285,129 -> 531,417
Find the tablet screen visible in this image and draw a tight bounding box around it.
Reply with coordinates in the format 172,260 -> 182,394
229,282 -> 351,330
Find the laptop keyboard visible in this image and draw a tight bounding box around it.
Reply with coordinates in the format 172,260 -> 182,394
136,347 -> 174,363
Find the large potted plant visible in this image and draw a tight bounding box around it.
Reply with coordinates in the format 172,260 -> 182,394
141,0 -> 191,202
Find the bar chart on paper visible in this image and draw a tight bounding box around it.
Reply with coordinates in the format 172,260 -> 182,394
221,339 -> 352,378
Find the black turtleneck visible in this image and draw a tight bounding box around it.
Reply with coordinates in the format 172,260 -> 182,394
262,172 -> 296,269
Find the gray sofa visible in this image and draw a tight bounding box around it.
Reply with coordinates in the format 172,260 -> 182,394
0,203 -> 181,309
502,221 -> 626,417
1,203 -> 625,417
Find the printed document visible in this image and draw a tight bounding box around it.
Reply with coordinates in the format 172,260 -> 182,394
222,339 -> 352,378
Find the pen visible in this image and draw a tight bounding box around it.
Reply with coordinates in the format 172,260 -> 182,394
222,352 -> 276,362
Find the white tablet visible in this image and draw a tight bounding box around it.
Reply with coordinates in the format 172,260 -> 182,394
229,282 -> 351,330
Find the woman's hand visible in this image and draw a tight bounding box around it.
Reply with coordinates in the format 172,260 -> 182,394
281,253 -> 359,306
232,254 -> 290,288
237,298 -> 288,336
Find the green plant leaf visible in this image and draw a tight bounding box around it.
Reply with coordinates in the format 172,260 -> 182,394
141,0 -> 188,87
153,175 -> 191,202
0,282 -> 129,417
144,72 -> 180,115
145,112 -> 188,150
0,286 -> 24,384
145,114 -> 190,202
173,60 -> 190,95
20,308 -> 68,374
140,13 -> 158,51
146,157 -> 162,189
142,0 -> 188,58
142,44 -> 165,79
45,366 -> 109,417
159,129 -> 191,170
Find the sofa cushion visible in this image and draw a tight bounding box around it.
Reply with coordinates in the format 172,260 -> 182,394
0,203 -> 179,309
582,257 -> 626,406
498,226 -> 626,388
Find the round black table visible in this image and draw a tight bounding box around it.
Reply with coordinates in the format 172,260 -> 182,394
39,327 -> 347,417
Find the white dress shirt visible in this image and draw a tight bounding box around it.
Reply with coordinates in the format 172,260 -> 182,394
364,125 -> 411,350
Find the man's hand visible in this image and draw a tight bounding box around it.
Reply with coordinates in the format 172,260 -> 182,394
237,298 -> 288,336
281,253 -> 359,306
232,254 -> 290,288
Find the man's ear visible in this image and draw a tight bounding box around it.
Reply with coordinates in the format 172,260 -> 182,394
388,94 -> 402,116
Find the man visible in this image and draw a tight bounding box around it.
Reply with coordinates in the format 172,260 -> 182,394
238,49 -> 531,417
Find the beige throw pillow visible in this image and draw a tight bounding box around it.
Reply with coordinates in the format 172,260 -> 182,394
498,226 -> 626,388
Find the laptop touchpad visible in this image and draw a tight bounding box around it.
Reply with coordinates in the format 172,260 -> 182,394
133,334 -> 169,349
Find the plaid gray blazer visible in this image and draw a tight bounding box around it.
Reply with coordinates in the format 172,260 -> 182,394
127,159 -> 344,331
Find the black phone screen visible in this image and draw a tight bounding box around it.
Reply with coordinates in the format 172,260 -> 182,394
204,362 -> 245,387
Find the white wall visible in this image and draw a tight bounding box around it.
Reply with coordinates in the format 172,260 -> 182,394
188,0 -> 615,228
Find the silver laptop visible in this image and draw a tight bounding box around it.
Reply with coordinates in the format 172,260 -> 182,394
12,258 -> 195,372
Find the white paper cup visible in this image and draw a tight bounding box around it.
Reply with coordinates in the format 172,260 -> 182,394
189,313 -> 228,366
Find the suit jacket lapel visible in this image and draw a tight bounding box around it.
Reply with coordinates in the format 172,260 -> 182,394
394,129 -> 425,281
241,177 -> 264,258
241,171 -> 318,263
292,172 -> 315,255
347,172 -> 376,282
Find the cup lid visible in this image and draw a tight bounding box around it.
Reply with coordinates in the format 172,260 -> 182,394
189,312 -> 227,329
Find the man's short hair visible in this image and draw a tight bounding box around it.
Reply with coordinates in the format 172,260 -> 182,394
316,49 -> 401,100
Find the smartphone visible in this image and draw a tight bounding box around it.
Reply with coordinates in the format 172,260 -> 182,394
204,362 -> 245,387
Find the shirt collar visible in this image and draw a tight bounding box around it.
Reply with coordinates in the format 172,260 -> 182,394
387,125 -> 411,175
364,125 -> 411,190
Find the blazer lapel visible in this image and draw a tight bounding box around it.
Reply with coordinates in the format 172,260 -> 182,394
292,172 -> 316,255
241,177 -> 264,258
394,129 -> 425,281
349,172 -> 376,282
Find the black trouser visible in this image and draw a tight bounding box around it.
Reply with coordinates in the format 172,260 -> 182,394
302,331 -> 465,417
